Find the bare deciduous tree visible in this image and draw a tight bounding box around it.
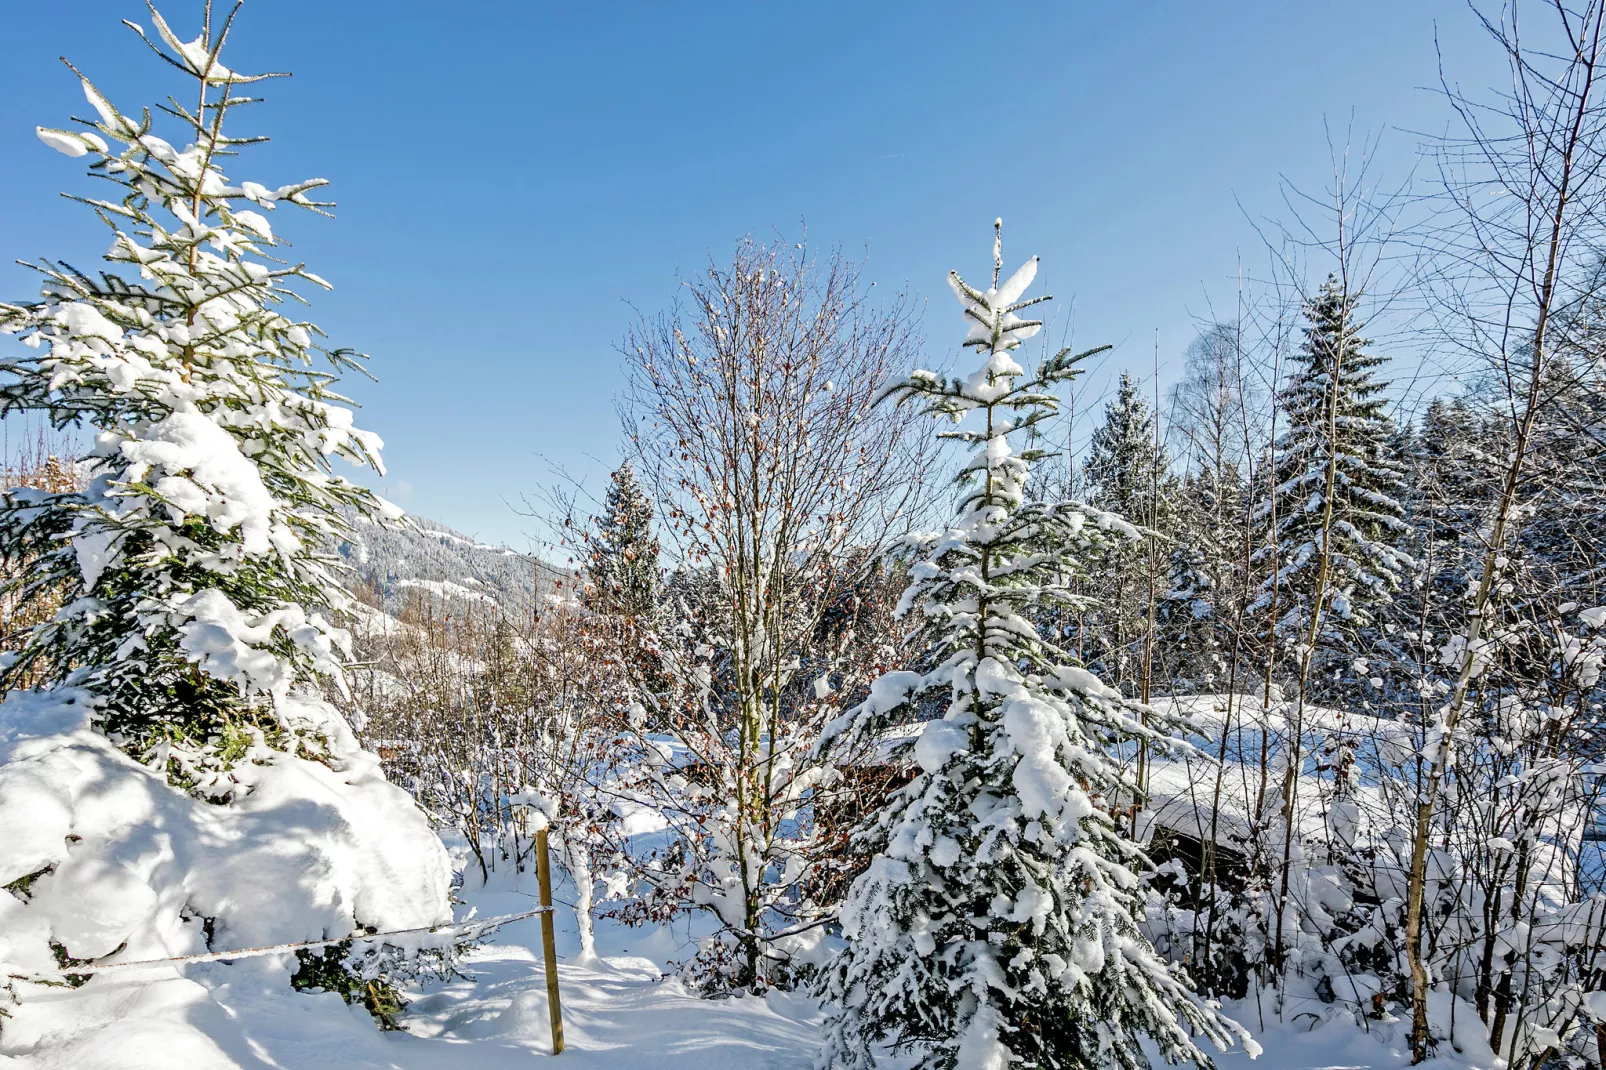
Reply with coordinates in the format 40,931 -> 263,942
616,236 -> 927,990
1408,3 -> 1606,1059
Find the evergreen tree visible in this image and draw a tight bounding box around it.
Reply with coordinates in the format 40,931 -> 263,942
0,8 -> 396,763
1515,354 -> 1606,612
0,8 -> 453,1043
816,223 -> 1244,1070
1249,276 -> 1411,656
1085,372 -> 1169,525
1158,468 -> 1243,690
1081,372 -> 1171,692
585,461 -> 659,620
1377,398 -> 1494,708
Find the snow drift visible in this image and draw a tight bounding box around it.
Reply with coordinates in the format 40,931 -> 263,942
0,688 -> 452,1066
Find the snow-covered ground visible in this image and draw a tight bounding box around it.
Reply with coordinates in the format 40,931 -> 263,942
1,833 -> 1500,1070
0,826 -> 818,1070
0,693 -> 1500,1070
5,853 -> 1495,1070
312,857 -> 1499,1070
385,859 -> 824,1069
394,875 -> 1483,1070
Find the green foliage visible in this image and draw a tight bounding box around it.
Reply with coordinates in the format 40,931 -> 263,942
49,940 -> 95,989
291,943 -> 405,1030
4,866 -> 53,903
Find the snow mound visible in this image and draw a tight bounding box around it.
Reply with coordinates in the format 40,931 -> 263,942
0,688 -> 452,1066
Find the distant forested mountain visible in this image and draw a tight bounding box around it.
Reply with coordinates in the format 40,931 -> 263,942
339,511 -> 564,618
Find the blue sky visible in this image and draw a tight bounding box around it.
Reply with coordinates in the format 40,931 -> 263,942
0,2 -> 1499,548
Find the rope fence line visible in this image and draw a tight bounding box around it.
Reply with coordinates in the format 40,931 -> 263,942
15,827 -> 570,1055
9,904 -> 555,981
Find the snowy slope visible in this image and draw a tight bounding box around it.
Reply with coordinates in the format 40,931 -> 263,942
338,512 -> 566,617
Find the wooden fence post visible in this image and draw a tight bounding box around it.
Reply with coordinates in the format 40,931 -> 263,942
536,826 -> 566,1055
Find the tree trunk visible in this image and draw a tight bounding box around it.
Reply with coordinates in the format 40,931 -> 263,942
560,834 -> 597,964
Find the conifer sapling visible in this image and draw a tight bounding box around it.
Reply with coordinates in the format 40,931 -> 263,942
816,222 -> 1251,1070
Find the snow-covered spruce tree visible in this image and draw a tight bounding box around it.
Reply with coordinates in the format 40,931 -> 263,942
585,460 -> 659,620
1373,398 -> 1496,718
1249,276 -> 1411,671
1081,372 -> 1171,694
1158,469 -> 1242,691
0,14 -> 389,751
1085,373 -> 1170,525
0,4 -> 451,1049
816,223 -> 1248,1070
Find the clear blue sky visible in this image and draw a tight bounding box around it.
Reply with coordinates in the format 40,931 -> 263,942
0,2 -> 1499,548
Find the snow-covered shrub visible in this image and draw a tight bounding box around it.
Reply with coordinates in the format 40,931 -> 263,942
1136,670 -> 1606,1070
344,575 -> 634,964
0,690 -> 453,1052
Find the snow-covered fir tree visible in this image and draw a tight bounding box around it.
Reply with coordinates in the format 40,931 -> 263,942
1515,354 -> 1606,613
1158,469 -> 1243,690
1081,372 -> 1171,693
1157,528 -> 1213,684
0,8 -> 451,1043
0,17 -> 401,757
1374,397 -> 1493,710
1085,372 -> 1169,525
1249,276 -> 1411,659
585,461 -> 659,619
816,222 -> 1247,1070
